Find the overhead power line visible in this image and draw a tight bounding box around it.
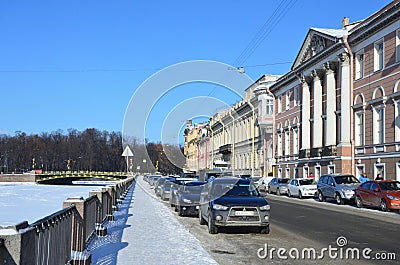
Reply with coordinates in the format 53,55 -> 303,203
234,0 -> 298,67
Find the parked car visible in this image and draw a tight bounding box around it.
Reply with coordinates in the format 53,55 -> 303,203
148,175 -> 162,187
199,177 -> 270,234
175,181 -> 206,216
169,177 -> 197,207
256,176 -> 274,192
287,178 -> 317,198
355,180 -> 400,212
268,178 -> 290,195
317,174 -> 360,205
154,177 -> 175,197
160,180 -> 176,201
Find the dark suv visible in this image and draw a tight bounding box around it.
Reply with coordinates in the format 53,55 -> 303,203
317,174 -> 360,205
199,177 -> 270,234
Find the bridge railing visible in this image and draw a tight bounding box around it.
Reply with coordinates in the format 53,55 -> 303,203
0,176 -> 135,265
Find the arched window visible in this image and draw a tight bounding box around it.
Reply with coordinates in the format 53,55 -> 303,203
371,87 -> 386,145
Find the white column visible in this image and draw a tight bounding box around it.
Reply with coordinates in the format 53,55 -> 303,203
312,70 -> 323,148
339,53 -> 351,145
324,62 -> 337,146
301,77 -> 311,150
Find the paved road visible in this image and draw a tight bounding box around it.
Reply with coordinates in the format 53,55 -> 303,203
166,191 -> 399,265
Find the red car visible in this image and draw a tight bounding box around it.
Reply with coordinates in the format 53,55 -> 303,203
355,180 -> 400,212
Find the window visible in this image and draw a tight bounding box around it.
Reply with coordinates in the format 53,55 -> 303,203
277,133 -> 282,156
373,107 -> 385,144
374,40 -> 384,71
292,128 -> 299,154
285,131 -> 290,156
293,87 -> 299,106
355,50 -> 364,79
277,96 -> 282,113
396,101 -> 400,141
355,112 -> 364,146
286,91 -> 290,110
285,168 -> 290,178
396,29 -> 400,63
266,98 -> 273,115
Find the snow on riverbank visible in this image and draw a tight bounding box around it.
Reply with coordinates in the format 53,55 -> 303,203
0,182 -> 101,226
89,177 -> 218,265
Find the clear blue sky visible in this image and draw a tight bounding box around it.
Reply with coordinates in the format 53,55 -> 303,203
0,0 -> 392,141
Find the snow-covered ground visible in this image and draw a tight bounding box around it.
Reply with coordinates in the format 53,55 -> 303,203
88,177 -> 218,265
0,182 -> 101,226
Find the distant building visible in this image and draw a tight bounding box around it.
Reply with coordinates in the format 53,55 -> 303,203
270,1 -> 400,180
183,120 -> 207,172
209,75 -> 278,176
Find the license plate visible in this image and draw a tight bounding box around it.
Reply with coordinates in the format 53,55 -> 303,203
235,211 -> 255,216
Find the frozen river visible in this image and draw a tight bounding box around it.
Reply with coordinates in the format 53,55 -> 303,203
0,182 -> 101,226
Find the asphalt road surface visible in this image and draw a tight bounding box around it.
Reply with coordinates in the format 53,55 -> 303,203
167,193 -> 399,265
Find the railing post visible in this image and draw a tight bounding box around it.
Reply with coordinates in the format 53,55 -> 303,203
63,197 -> 91,265
88,190 -> 107,236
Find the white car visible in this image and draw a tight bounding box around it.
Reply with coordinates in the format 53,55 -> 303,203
287,178 -> 317,199
257,176 -> 274,192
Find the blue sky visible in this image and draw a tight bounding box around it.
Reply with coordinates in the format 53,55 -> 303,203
0,0 -> 392,142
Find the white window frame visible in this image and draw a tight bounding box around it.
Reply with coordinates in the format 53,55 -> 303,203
314,165 -> 321,181
293,87 -> 298,107
285,167 -> 290,179
292,128 -> 299,155
354,111 -> 365,146
327,165 -> 335,174
374,39 -> 384,71
266,98 -> 273,115
285,130 -> 290,156
303,166 -> 309,178
374,163 -> 386,180
355,49 -> 364,79
373,106 -> 385,145
277,96 -> 282,113
395,100 -> 400,142
396,29 -> 400,63
277,133 -> 282,156
278,167 -> 282,178
285,91 -> 290,110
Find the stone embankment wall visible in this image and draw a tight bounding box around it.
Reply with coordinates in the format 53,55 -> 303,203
0,173 -> 35,182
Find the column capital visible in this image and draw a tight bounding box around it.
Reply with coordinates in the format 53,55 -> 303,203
338,52 -> 350,65
311,69 -> 324,80
299,74 -> 312,86
323,61 -> 337,74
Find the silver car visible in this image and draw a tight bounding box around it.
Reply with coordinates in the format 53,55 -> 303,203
317,174 -> 360,205
267,177 -> 290,195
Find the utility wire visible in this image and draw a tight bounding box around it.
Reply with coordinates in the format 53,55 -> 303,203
234,0 -> 298,67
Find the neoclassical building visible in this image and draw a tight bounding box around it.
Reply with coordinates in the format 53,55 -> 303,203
270,1 -> 400,181
207,75 -> 278,176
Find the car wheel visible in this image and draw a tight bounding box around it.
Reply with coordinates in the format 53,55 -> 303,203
355,196 -> 363,208
267,186 -> 271,194
318,190 -> 325,202
277,188 -> 281,196
380,199 -> 389,212
260,225 -> 270,234
335,193 -> 344,205
199,209 -> 206,225
161,193 -> 165,200
174,204 -> 179,212
288,190 -> 292,197
208,213 -> 218,234
298,191 -> 303,199
178,207 -> 184,216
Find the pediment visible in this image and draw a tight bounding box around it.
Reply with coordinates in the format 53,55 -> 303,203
292,28 -> 347,70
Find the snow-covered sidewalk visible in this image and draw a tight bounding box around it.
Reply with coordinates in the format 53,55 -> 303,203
88,176 -> 218,265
